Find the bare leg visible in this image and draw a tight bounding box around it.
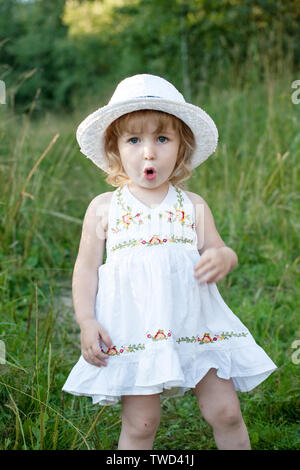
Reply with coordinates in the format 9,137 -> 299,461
192,368 -> 251,450
118,394 -> 161,450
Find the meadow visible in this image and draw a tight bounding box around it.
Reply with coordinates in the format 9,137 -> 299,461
0,53 -> 299,449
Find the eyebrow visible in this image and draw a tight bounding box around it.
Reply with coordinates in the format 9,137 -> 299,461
122,129 -> 176,136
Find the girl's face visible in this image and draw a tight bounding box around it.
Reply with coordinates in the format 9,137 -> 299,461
117,113 -> 180,190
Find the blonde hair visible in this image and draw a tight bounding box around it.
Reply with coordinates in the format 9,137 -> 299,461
104,110 -> 195,189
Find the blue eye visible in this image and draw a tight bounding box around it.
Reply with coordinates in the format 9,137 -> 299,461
158,136 -> 168,143
129,137 -> 139,144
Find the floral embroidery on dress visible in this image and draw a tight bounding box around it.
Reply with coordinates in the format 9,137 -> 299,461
109,187 -> 152,233
176,331 -> 249,344
110,185 -> 196,235
159,208 -> 194,231
102,343 -> 145,355
146,329 -> 172,340
109,187 -> 150,233
111,211 -> 151,233
158,186 -> 196,231
111,235 -> 194,251
101,330 -> 249,356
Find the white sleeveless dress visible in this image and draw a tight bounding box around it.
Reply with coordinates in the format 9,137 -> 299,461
62,182 -> 277,405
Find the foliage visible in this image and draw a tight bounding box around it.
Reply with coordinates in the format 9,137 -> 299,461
0,0 -> 299,111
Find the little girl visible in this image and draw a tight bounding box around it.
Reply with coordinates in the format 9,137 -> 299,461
62,74 -> 277,450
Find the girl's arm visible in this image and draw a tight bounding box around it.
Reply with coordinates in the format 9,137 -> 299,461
72,192 -> 109,327
72,192 -> 113,367
72,192 -> 111,326
187,192 -> 238,283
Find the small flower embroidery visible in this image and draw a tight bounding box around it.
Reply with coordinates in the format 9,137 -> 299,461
136,213 -> 144,224
111,211 -> 150,233
106,346 -> 119,355
122,213 -> 132,226
154,329 -> 167,340
149,236 -> 161,245
176,209 -> 185,222
159,207 -> 192,228
147,329 -> 172,341
165,211 -> 175,222
201,333 -> 213,343
119,346 -> 131,353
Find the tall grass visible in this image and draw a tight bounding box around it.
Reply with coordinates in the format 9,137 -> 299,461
0,44 -> 299,449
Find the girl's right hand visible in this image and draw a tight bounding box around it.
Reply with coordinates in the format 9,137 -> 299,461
79,318 -> 112,367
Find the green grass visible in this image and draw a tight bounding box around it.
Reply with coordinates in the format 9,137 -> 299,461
0,53 -> 299,449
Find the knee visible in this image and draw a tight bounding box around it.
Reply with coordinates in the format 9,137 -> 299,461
201,403 -> 243,429
122,412 -> 161,439
217,405 -> 243,428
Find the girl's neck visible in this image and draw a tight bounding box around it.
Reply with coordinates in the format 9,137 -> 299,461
127,180 -> 170,204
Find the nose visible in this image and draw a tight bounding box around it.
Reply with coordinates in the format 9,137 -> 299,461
142,139 -> 155,160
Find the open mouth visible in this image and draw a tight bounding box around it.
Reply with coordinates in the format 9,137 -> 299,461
144,167 -> 156,180
144,167 -> 156,175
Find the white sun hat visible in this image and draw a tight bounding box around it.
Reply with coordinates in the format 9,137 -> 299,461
76,74 -> 218,172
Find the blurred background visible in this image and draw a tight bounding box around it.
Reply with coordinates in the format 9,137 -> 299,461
1,0 -> 299,112
0,0 -> 299,450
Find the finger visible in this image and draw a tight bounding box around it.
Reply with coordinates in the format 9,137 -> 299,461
194,267 -> 216,283
197,268 -> 220,284
87,355 -> 108,367
98,325 -> 113,348
90,345 -> 109,365
194,258 -> 212,274
87,347 -> 108,367
194,256 -> 211,269
194,261 -> 215,278
91,343 -> 109,362
82,351 -> 89,363
83,351 -> 101,367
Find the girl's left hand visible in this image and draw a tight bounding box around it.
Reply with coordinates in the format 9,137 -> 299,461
194,247 -> 232,284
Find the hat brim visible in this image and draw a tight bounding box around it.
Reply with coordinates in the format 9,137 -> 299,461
76,97 -> 218,172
